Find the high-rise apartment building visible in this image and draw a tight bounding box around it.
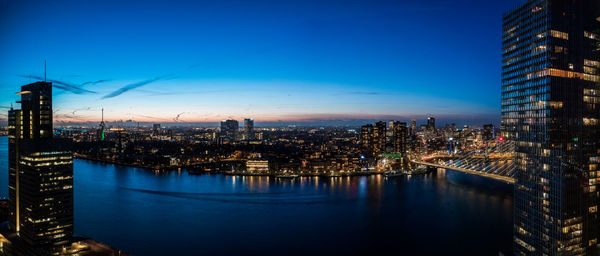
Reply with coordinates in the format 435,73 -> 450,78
360,124 -> 374,151
502,1 -> 600,254
373,121 -> 387,153
392,122 -> 408,154
410,119 -> 417,136
8,81 -> 74,255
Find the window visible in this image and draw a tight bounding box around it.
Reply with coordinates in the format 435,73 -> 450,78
551,30 -> 568,40
584,31 -> 599,40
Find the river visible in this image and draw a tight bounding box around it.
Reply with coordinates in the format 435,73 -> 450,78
0,136 -> 513,255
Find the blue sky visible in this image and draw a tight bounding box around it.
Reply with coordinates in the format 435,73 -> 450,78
0,0 -> 522,125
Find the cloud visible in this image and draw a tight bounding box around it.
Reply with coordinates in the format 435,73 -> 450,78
81,79 -> 110,86
101,74 -> 174,99
18,75 -> 96,94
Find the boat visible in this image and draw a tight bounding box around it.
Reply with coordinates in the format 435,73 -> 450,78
383,170 -> 405,178
276,174 -> 299,179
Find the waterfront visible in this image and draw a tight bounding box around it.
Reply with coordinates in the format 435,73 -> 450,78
0,136 -> 513,255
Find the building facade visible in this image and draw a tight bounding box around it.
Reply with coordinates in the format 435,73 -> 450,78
501,0 -> 600,255
8,81 -> 74,255
220,119 -> 239,142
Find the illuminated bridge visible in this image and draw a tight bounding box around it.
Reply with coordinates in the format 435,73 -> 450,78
413,141 -> 516,183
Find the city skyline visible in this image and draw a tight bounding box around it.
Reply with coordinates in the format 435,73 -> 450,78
0,0 -> 521,125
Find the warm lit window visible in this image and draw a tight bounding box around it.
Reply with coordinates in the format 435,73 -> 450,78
551,30 -> 568,40
584,31 -> 599,40
585,59 -> 600,68
590,206 -> 598,213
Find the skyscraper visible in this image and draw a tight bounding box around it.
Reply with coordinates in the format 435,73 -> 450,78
360,124 -> 374,152
220,119 -> 239,142
502,1 -> 600,254
426,117 -> 435,131
8,81 -> 74,255
374,121 -> 387,153
244,118 -> 254,140
410,119 -> 417,136
392,122 -> 407,154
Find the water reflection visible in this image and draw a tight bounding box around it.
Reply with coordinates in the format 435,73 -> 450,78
0,137 -> 513,256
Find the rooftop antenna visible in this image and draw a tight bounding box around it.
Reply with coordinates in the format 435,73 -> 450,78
44,59 -> 47,82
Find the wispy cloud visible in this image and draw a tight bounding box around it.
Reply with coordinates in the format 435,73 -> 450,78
101,74 -> 174,99
81,79 -> 110,86
18,75 -> 97,94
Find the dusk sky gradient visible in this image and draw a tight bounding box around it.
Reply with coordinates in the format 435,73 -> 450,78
0,0 -> 522,126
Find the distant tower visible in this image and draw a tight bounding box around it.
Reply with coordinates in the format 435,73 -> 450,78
98,108 -> 105,141
244,118 -> 254,140
427,117 -> 435,131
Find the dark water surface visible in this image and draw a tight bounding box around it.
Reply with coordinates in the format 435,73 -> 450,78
0,137 -> 513,255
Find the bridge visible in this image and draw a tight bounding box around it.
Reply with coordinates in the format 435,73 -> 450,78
413,140 -> 516,183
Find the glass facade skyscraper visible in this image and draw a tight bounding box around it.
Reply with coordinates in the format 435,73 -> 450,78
501,0 -> 600,255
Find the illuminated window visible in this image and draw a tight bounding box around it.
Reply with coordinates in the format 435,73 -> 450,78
590,206 -> 598,213
550,30 -> 568,40
584,31 -> 599,40
585,59 -> 600,68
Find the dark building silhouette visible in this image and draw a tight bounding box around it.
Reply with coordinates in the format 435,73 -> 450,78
220,119 -> 239,142
244,118 -> 254,140
8,81 -> 74,255
502,0 -> 600,254
482,124 -> 494,141
426,117 -> 435,131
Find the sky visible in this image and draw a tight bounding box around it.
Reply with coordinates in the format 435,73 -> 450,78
0,0 -> 522,126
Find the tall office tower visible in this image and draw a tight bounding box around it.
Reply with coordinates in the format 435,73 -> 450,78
410,119 -> 417,136
426,117 -> 435,131
8,81 -> 74,255
502,1 -> 600,255
220,119 -> 239,141
360,124 -> 374,150
482,124 -> 494,141
244,118 -> 255,140
392,122 -> 408,154
373,121 -> 387,153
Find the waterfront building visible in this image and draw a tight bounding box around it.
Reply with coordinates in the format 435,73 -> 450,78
244,118 -> 254,140
501,1 -> 600,254
220,119 -> 239,142
246,160 -> 270,173
8,81 -> 74,255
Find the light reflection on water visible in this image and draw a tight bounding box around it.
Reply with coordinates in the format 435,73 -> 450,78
0,137 -> 513,256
